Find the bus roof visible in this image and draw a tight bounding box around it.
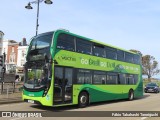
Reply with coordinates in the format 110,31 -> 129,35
40,29 -> 139,55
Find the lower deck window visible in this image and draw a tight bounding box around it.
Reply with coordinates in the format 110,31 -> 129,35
77,69 -> 92,84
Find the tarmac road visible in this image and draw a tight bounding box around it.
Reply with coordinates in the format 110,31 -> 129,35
0,93 -> 160,120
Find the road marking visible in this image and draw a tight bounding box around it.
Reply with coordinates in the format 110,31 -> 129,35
10,117 -> 23,120
141,117 -> 148,120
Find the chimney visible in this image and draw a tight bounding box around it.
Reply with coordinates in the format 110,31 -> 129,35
22,38 -> 27,46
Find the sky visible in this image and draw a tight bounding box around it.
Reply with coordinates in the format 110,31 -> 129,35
0,0 -> 160,77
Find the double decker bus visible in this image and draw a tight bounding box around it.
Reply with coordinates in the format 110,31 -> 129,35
23,29 -> 143,107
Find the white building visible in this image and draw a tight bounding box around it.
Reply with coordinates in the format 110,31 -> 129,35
16,46 -> 28,78
2,40 -> 9,61
17,46 -> 28,67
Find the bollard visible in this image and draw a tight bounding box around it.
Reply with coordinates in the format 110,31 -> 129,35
1,82 -> 4,94
0,82 -> 1,94
7,84 -> 9,99
13,82 -> 15,93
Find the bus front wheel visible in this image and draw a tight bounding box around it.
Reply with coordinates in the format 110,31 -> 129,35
78,92 -> 89,108
128,90 -> 134,101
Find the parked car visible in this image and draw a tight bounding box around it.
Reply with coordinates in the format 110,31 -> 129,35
144,82 -> 159,93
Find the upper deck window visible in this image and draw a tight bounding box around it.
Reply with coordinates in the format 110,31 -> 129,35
27,33 -> 53,61
106,47 -> 117,60
57,33 -> 75,51
134,54 -> 141,64
117,50 -> 124,61
93,44 -> 105,57
76,38 -> 92,55
31,33 -> 53,50
125,52 -> 133,63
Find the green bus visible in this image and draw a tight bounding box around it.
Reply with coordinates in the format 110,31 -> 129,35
23,29 -> 143,107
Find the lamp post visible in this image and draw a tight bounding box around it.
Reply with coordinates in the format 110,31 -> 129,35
25,0 -> 53,36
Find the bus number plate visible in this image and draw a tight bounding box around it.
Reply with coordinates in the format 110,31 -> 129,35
28,100 -> 34,104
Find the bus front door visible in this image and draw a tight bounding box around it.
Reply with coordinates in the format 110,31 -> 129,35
54,67 -> 73,105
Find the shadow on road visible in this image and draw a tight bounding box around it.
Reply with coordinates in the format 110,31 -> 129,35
31,104 -> 78,112
134,94 -> 150,100
30,95 -> 149,112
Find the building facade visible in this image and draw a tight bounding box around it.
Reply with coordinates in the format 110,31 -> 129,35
1,36 -> 28,80
2,40 -> 19,73
16,46 -> 28,77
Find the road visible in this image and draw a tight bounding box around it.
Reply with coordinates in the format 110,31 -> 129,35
0,93 -> 160,120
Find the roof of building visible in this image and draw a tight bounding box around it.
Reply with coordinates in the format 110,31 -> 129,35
0,31 -> 4,35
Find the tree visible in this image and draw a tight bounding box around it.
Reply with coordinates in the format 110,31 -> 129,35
142,55 -> 160,81
129,49 -> 160,81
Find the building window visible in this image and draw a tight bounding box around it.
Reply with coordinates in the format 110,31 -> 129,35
12,47 -> 14,52
21,60 -> 25,66
22,51 -> 25,57
9,53 -> 15,63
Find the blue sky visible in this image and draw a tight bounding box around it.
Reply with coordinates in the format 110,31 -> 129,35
0,0 -> 160,77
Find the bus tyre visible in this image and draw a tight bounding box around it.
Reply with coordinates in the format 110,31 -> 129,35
78,92 -> 89,108
128,90 -> 134,101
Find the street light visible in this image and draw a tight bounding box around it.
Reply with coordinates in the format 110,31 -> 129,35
25,0 -> 53,36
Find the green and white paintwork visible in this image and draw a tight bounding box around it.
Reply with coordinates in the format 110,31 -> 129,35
23,29 -> 143,107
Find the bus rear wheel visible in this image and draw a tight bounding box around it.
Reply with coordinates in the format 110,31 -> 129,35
128,90 -> 134,101
78,92 -> 89,108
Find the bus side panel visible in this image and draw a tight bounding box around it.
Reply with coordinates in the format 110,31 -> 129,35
73,85 -> 136,103
134,81 -> 143,97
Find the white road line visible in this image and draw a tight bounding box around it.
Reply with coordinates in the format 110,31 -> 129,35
10,117 -> 23,120
141,117 -> 148,120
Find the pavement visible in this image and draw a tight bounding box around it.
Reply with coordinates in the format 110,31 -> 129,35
0,92 -> 22,104
0,82 -> 23,104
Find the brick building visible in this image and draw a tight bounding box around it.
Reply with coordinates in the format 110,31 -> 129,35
3,40 -> 19,73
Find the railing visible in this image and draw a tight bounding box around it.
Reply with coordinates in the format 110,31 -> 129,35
0,82 -> 23,103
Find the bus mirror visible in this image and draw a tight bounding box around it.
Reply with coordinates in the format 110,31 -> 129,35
54,60 -> 58,64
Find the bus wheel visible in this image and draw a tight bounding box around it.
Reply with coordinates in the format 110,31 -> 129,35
78,92 -> 89,108
128,90 -> 134,101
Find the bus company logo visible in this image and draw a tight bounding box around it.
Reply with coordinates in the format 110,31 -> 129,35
46,95 -> 50,100
58,55 -> 76,61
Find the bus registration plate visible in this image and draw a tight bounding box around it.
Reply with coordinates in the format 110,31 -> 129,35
28,100 -> 34,104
